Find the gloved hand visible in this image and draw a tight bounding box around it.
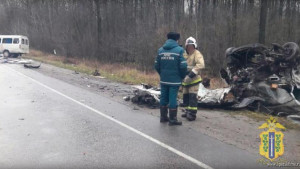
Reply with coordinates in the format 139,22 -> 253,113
188,71 -> 196,78
183,76 -> 192,84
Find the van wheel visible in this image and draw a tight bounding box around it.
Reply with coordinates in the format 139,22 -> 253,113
3,50 -> 10,58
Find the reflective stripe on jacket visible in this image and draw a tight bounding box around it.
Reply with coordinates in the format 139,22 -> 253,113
182,50 -> 205,86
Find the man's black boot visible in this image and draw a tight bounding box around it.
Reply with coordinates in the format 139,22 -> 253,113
186,110 -> 197,121
160,106 -> 169,123
181,94 -> 189,118
186,93 -> 198,121
169,108 -> 182,126
181,109 -> 190,118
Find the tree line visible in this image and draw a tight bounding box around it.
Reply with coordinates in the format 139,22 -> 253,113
0,0 -> 299,75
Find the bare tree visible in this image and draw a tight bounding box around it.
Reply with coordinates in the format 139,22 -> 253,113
0,0 -> 299,75
259,0 -> 268,44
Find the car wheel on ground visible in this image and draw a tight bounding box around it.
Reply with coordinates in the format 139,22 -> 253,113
3,50 -> 10,58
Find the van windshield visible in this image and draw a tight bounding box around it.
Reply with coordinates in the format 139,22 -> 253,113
3,38 -> 12,44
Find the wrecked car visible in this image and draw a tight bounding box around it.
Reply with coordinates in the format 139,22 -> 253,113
219,42 -> 300,116
131,42 -> 300,117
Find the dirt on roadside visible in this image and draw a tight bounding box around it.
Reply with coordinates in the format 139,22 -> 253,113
16,60 -> 300,163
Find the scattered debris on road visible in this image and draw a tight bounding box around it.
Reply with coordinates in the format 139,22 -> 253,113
287,115 -> 300,125
123,96 -> 130,101
0,57 -> 42,69
99,85 -> 107,90
92,69 -> 101,76
24,63 -> 41,68
131,84 -> 160,108
0,57 -> 33,64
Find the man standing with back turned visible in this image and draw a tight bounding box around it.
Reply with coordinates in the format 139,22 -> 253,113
155,32 -> 187,126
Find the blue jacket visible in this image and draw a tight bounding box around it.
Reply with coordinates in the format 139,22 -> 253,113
154,39 -> 187,86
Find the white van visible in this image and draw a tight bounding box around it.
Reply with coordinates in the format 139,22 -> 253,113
0,35 -> 29,57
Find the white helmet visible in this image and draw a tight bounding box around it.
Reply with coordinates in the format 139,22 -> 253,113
185,37 -> 197,49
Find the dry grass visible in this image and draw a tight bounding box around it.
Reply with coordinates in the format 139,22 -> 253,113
225,109 -> 300,130
25,49 -> 160,86
25,49 -> 227,88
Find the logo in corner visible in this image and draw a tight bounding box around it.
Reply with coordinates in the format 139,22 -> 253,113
258,117 -> 285,161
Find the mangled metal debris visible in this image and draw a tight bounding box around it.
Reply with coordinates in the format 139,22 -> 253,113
131,84 -> 160,108
287,115 -> 300,125
218,42 -> 300,116
131,42 -> 300,120
123,96 -> 130,101
0,57 -> 33,64
197,83 -> 233,107
24,63 -> 41,68
131,82 -> 233,108
0,57 -> 42,69
92,69 -> 101,76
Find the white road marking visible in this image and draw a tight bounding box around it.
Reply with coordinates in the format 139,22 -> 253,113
5,65 -> 214,169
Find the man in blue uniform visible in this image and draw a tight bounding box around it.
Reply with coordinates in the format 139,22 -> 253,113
154,32 -> 187,126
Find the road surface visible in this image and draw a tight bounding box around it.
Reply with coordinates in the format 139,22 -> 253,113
0,64 -> 278,169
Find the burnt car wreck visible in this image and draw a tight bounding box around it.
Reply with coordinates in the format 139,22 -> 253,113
131,42 -> 300,118
219,42 -> 300,116
177,42 -> 300,117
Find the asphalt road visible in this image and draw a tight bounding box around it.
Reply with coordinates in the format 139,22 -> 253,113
0,64 -> 278,169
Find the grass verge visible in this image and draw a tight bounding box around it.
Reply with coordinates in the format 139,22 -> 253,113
23,50 -> 160,86
225,109 -> 300,130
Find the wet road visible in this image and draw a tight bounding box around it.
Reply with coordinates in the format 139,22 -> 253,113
0,64 -> 275,169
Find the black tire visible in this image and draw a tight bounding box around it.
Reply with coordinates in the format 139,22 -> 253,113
3,50 -> 10,58
12,53 -> 20,58
283,42 -> 299,61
